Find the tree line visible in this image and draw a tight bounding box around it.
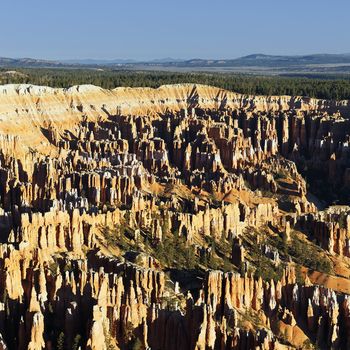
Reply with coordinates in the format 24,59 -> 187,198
1,68 -> 350,100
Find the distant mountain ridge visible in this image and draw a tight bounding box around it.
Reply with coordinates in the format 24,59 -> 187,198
60,58 -> 137,65
0,56 -> 184,68
1,53 -> 350,71
166,53 -> 350,68
0,57 -> 64,68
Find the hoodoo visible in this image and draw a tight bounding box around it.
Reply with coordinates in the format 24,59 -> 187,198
0,83 -> 350,349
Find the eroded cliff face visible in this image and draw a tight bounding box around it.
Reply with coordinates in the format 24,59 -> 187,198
0,84 -> 350,349
0,83 -> 349,155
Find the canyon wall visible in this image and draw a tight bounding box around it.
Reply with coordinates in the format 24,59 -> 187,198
0,83 -> 349,153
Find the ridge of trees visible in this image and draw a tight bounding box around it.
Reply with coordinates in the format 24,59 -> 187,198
1,68 -> 350,100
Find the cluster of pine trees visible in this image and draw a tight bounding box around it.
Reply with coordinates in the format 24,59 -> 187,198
1,68 -> 350,100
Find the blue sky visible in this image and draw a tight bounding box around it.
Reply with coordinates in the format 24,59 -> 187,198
1,0 -> 349,60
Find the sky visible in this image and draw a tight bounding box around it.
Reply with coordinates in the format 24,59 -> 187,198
1,0 -> 349,60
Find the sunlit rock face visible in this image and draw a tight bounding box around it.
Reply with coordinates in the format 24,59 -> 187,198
0,83 -> 350,349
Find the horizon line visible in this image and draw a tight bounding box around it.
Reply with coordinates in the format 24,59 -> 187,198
2,51 -> 350,63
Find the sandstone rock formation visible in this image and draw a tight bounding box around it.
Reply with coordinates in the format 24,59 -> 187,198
0,83 -> 349,349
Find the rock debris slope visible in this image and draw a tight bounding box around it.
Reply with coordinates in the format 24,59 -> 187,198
0,84 -> 350,349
